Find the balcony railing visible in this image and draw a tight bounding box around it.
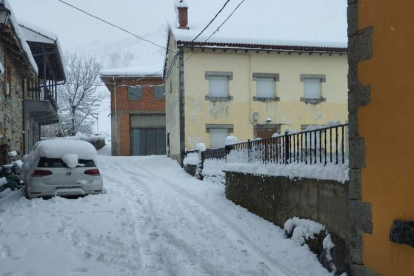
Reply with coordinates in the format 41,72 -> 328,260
26,80 -> 58,110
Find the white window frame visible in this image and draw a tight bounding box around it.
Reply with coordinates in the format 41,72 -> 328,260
253,73 -> 279,101
206,124 -> 234,149
300,74 -> 326,104
205,71 -> 233,101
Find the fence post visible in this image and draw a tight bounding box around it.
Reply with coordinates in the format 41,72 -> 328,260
198,151 -> 205,181
247,139 -> 252,163
284,131 -> 289,164
225,144 -> 234,162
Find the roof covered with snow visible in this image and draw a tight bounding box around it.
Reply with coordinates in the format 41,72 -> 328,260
18,20 -> 66,81
2,0 -> 38,74
19,20 -> 59,44
100,64 -> 164,78
170,0 -> 347,49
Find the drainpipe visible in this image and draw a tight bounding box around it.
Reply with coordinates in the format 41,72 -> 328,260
22,79 -> 26,154
113,77 -> 118,156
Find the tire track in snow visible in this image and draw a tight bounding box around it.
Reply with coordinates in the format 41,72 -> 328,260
111,161 -> 210,276
113,159 -> 294,276
103,161 -> 179,276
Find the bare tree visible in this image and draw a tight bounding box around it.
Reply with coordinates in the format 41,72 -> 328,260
57,54 -> 103,136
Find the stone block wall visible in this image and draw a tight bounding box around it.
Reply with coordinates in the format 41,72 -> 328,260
225,172 -> 349,242
0,47 -> 25,164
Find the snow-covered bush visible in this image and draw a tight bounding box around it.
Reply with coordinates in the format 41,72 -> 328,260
284,217 -> 348,275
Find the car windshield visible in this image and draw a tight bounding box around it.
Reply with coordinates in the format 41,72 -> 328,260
37,158 -> 96,168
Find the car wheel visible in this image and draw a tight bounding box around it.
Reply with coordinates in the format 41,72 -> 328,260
24,186 -> 30,199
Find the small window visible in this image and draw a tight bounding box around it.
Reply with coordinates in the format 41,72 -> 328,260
128,86 -> 142,100
303,78 -> 322,99
209,129 -> 229,149
209,76 -> 229,98
154,85 -> 165,99
256,77 -> 276,98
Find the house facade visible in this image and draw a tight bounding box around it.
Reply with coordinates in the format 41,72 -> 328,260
101,68 -> 166,156
348,0 -> 414,275
0,1 -> 38,164
0,1 -> 65,164
165,4 -> 348,165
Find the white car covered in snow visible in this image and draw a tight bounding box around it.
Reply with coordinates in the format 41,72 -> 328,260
23,139 -> 103,199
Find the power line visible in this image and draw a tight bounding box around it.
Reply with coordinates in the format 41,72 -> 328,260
58,0 -> 171,52
204,0 -> 246,42
185,0 -> 246,63
191,0 -> 231,42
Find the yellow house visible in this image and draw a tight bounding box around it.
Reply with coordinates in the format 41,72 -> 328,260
348,0 -> 414,275
165,1 -> 348,164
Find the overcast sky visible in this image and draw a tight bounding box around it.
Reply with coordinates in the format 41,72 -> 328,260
12,0 -> 177,136
11,0 -> 347,137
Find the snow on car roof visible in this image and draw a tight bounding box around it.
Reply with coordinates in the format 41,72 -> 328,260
170,0 -> 347,48
33,139 -> 97,160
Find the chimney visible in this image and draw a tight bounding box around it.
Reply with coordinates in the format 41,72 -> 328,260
176,0 -> 189,30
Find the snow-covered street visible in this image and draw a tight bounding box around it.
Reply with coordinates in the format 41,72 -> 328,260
0,146 -> 331,276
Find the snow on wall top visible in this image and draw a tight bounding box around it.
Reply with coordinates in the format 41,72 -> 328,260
170,0 -> 347,48
100,64 -> 164,78
174,0 -> 189,8
3,0 -> 38,74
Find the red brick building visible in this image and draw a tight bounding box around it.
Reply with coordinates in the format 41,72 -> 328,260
101,69 -> 165,156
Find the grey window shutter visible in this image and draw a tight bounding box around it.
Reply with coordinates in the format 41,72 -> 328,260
154,85 -> 165,99
128,86 -> 142,99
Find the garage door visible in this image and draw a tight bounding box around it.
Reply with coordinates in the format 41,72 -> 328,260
131,128 -> 166,156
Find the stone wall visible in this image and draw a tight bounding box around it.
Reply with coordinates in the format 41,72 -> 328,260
225,172 -> 349,241
0,46 -> 25,164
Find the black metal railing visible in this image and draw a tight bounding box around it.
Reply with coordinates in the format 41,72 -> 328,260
229,124 -> 349,165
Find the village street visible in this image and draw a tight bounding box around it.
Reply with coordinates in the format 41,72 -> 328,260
0,146 -> 331,276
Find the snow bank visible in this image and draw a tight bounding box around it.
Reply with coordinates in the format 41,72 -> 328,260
0,177 -> 7,187
284,217 -> 325,245
223,161 -> 349,183
7,151 -> 17,157
225,136 -> 238,146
